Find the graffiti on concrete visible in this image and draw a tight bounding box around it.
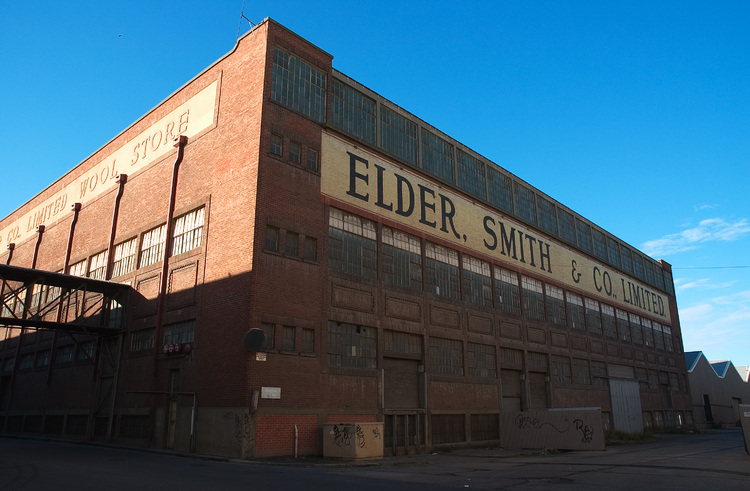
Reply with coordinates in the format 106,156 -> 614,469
574,419 -> 594,443
514,412 -> 595,444
332,424 -> 353,447
372,426 -> 381,440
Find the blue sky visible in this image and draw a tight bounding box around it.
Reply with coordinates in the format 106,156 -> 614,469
1,1 -> 748,366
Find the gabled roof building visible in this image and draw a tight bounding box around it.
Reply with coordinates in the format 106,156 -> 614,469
686,351 -> 750,428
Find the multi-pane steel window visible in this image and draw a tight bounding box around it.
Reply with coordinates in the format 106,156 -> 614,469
572,358 -> 591,385
527,351 -> 548,371
566,292 -> 585,330
602,304 -> 617,338
544,284 -> 566,326
653,322 -> 665,350
271,47 -> 326,123
620,247 -> 633,274
557,208 -> 576,245
56,345 -> 75,364
592,229 -> 608,261
468,343 -> 496,378
379,105 -> 417,165
632,254 -> 644,280
381,226 -> 421,289
430,337 -> 464,376
551,355 -> 572,384
172,207 -> 204,256
494,267 -> 520,315
260,323 -> 275,350
130,329 -> 154,352
663,325 -> 674,352
328,208 -> 377,280
537,196 -> 558,236
629,313 -> 644,344
112,238 -> 137,277
486,167 -> 513,214
383,330 -> 422,357
456,149 -> 486,199
421,129 -> 454,184
513,183 -> 537,225
521,275 -> 544,321
163,320 -> 195,345
575,218 -> 593,254
331,79 -> 376,144
462,255 -> 492,307
584,298 -> 602,335
327,321 -> 376,369
616,308 -> 631,342
139,224 -> 166,268
591,361 -> 607,386
499,347 -> 523,368
425,242 -> 459,300
607,237 -> 621,268
642,318 -> 655,347
88,250 -> 107,280
69,260 -> 87,277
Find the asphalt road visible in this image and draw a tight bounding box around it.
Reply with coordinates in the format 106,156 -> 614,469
0,428 -> 748,490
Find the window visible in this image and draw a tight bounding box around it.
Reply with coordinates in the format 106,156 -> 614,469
566,292 -> 585,331
545,284 -> 566,326
19,353 -> 34,370
285,231 -> 299,256
163,320 -> 195,345
456,149 -> 486,200
379,105 -> 417,165
591,361 -> 607,386
425,242 -> 459,300
35,350 -> 50,368
327,321 -> 376,369
172,207 -> 205,256
630,313 -> 643,345
642,318 -> 655,348
513,182 -> 537,225
663,325 -> 674,352
572,358 -> 591,384
112,238 -> 137,277
69,260 -> 87,277
328,208 -> 377,280
281,325 -> 295,351
576,219 -> 593,254
602,304 -> 617,338
585,298 -> 602,335
261,323 -> 275,350
265,226 -> 279,252
468,343 -> 496,378
499,348 -> 523,368
593,229 -> 608,261
494,267 -> 520,315
139,224 -> 166,268
289,141 -> 301,164
270,133 -> 283,156
421,129 -> 454,183
462,255 -> 492,307
303,236 -> 317,261
537,196 -> 558,236
271,47 -> 326,123
301,328 -> 314,353
607,237 -> 621,268
521,275 -> 544,321
331,79 -> 376,144
551,355 -> 572,384
382,226 -> 422,289
621,247 -> 633,274
384,330 -> 422,357
77,342 -> 95,361
430,337 -> 464,376
56,345 -> 75,364
306,148 -> 318,172
487,167 -> 513,214
88,250 -> 107,280
558,208 -> 576,245
616,309 -> 631,342
130,329 -> 155,352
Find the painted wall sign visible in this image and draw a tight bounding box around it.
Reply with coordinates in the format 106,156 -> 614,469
0,80 -> 219,251
321,132 -> 671,322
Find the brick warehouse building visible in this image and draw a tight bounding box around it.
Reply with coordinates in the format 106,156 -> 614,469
0,19 -> 692,458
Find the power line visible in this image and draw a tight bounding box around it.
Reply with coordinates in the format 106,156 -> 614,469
673,266 -> 750,270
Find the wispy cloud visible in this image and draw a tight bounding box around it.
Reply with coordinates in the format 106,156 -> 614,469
680,289 -> 750,365
642,218 -> 750,257
693,204 -> 719,212
675,278 -> 736,291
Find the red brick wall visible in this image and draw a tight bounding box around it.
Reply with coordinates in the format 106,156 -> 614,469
255,414 -> 318,457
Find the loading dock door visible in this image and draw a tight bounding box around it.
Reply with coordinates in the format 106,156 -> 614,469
383,358 -> 419,409
610,378 -> 643,433
501,369 -> 522,412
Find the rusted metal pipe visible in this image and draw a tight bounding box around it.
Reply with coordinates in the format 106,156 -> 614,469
105,174 -> 128,281
152,135 -> 188,372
